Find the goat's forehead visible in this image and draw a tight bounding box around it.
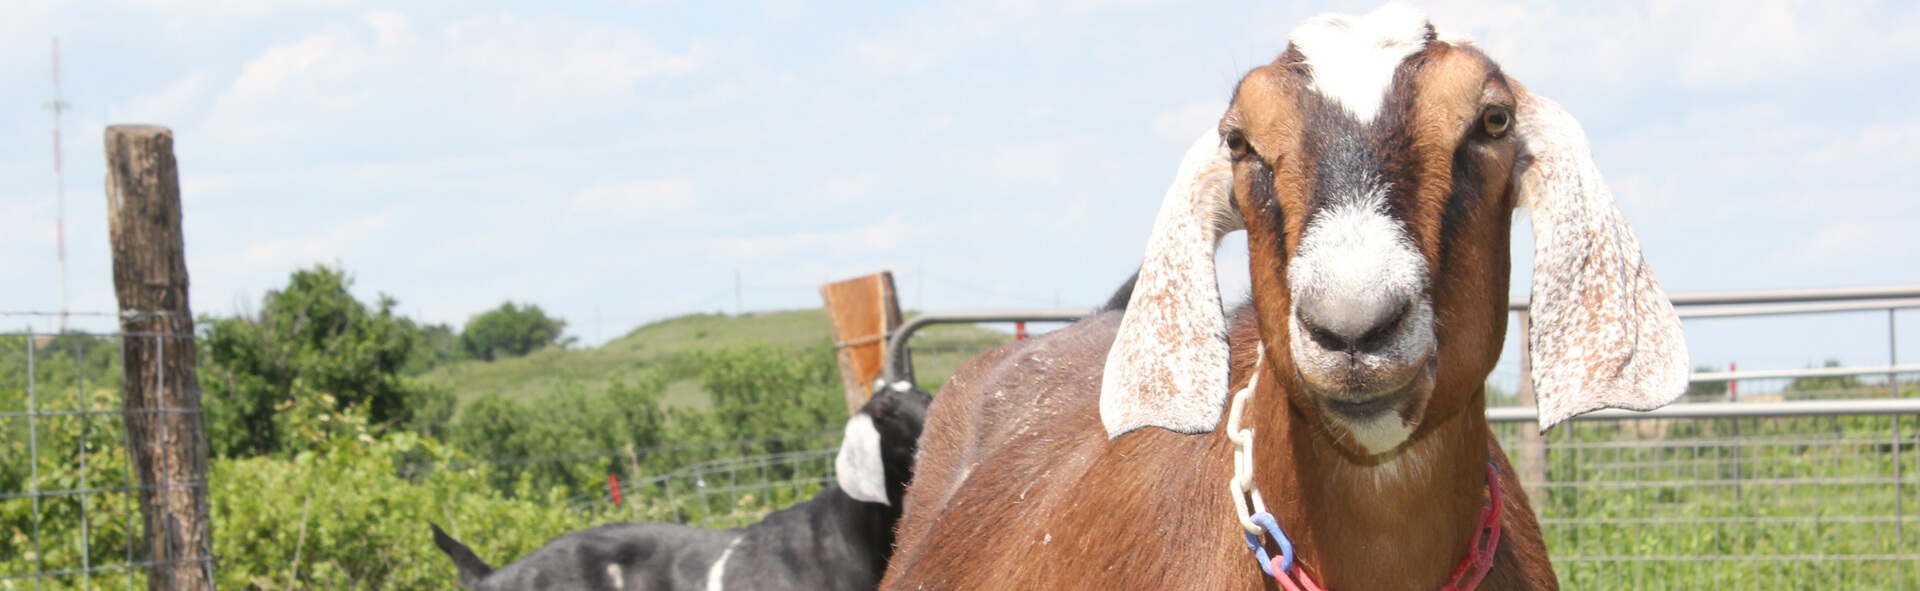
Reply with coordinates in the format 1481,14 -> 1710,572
1287,3 -> 1434,124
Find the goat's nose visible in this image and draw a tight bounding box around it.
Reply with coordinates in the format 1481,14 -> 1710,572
1296,294 -> 1411,354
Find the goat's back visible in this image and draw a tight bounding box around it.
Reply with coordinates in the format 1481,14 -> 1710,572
885,312 -> 1260,590
471,522 -> 733,591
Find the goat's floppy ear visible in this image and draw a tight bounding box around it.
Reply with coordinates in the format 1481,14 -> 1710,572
1100,129 -> 1241,438
834,412 -> 889,505
1514,91 -> 1689,431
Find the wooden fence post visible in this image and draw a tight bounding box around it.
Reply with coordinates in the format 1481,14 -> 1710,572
820,272 -> 903,415
105,124 -> 214,591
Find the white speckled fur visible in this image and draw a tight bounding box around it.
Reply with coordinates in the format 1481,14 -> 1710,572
1517,93 -> 1690,429
1289,3 -> 1432,124
1100,129 -> 1239,438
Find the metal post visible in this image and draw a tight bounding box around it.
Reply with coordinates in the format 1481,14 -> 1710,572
1891,309 -> 1900,397
1515,311 -> 1547,488
694,465 -> 710,519
1892,309 -> 1903,574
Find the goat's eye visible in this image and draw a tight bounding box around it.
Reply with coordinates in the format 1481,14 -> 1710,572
1224,131 -> 1250,157
1481,110 -> 1511,137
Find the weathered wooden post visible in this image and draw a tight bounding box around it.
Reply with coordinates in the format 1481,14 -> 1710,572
820,272 -> 904,415
105,124 -> 214,591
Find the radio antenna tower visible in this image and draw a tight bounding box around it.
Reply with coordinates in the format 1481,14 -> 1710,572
47,38 -> 70,332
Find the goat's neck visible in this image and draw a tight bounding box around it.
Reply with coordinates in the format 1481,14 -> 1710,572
1248,367 -> 1491,587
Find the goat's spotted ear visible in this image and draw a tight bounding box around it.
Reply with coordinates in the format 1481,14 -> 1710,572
1514,91 -> 1689,431
1100,129 -> 1241,439
835,412 -> 889,505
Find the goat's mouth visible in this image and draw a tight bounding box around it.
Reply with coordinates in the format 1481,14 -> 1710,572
1323,391 -> 1405,421
1287,297 -> 1438,456
1307,366 -> 1435,457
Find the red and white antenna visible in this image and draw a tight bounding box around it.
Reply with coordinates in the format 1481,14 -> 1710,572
46,38 -> 70,332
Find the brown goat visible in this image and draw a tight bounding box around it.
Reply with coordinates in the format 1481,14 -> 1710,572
882,5 -> 1688,590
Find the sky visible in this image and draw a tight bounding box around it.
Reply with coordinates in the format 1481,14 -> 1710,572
2,0 -> 1917,380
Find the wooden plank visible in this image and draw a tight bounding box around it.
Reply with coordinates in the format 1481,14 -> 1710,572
820,272 -> 902,415
105,124 -> 214,591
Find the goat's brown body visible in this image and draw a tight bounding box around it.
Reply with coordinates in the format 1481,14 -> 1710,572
883,311 -> 1556,590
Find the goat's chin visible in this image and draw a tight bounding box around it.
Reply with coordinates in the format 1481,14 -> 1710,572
1311,365 -> 1436,459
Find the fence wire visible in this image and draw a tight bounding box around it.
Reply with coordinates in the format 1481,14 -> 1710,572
2,328 -> 214,591
570,445 -> 843,528
1494,407 -> 1919,589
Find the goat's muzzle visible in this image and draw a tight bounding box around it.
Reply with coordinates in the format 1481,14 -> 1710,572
1285,200 -> 1436,455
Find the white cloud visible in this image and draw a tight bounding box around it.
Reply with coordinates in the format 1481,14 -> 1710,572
569,179 -> 697,219
1674,0 -> 1811,87
1808,118 -> 1920,172
1772,221 -> 1905,266
109,70 -> 214,125
364,10 -> 410,47
225,34 -> 335,102
708,214 -> 909,261
440,12 -> 701,95
823,176 -> 877,206
554,47 -> 697,87
1153,100 -> 1226,141
212,210 -> 396,273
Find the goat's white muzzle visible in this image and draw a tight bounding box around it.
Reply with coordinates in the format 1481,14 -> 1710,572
1286,199 -> 1436,454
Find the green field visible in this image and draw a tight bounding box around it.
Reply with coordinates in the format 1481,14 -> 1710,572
420,309 -> 1014,411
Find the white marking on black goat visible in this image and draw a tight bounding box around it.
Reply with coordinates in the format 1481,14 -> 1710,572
704,537 -> 742,591
835,412 -> 890,505
605,563 -> 623,590
1288,2 -> 1431,124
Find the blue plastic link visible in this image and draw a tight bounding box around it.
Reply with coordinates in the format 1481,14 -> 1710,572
1241,511 -> 1295,577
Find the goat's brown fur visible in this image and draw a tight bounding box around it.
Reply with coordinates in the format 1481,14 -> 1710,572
884,35 -> 1563,591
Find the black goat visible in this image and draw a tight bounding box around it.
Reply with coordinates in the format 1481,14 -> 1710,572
432,383 -> 931,591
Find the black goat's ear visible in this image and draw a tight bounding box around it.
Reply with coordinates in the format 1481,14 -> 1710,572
1513,89 -> 1689,430
1100,129 -> 1241,438
835,411 -> 889,505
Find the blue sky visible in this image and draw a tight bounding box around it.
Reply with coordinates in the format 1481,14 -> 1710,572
2,0 -> 1917,377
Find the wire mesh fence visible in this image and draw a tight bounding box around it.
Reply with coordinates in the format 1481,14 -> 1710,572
567,443 -> 843,528
2,325 -> 214,591
1489,371 -> 1920,589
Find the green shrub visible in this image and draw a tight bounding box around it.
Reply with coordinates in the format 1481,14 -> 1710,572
460,303 -> 566,362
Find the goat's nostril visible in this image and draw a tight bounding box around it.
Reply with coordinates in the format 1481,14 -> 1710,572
1306,322 -> 1350,352
1354,302 -> 1411,352
1298,297 -> 1412,354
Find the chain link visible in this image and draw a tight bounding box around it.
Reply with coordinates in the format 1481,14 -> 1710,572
1227,343 -> 1267,535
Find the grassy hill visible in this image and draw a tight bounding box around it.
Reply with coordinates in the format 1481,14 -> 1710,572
420,309 -> 1014,412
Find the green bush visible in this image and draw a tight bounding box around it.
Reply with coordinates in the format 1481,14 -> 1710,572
200,264 -> 446,458
210,433 -> 612,590
460,303 -> 566,362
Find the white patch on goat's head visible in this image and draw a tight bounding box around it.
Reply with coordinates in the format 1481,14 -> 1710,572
606,564 -> 624,590
835,412 -> 890,505
1288,3 -> 1433,124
